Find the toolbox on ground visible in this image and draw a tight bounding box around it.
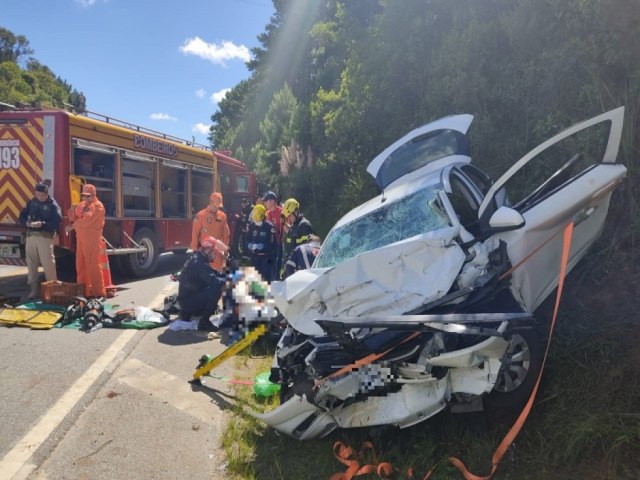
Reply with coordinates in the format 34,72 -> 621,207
41,281 -> 85,305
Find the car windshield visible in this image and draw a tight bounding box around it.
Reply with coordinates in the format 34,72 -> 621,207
315,185 -> 451,268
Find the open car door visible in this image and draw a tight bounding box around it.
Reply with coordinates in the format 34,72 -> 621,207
478,107 -> 627,312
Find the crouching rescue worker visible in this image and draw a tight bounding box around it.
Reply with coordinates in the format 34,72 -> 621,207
283,234 -> 322,279
245,204 -> 277,281
191,192 -> 230,272
282,198 -> 314,260
66,184 -> 106,298
19,183 -> 62,299
178,236 -> 227,331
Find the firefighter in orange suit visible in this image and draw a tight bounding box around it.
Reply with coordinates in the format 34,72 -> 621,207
191,192 -> 230,272
65,184 -> 106,298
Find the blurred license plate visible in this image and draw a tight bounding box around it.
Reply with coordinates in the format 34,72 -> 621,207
0,244 -> 19,258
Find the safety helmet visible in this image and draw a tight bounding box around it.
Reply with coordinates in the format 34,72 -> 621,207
262,191 -> 277,202
252,204 -> 267,222
282,198 -> 300,218
200,236 -> 218,250
201,236 -> 229,255
81,184 -> 97,196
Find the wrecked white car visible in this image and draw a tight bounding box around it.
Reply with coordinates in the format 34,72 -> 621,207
254,108 -> 627,440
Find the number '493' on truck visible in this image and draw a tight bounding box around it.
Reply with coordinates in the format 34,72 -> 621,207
0,105 -> 255,276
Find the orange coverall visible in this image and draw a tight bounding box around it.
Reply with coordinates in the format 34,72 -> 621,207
191,208 -> 230,272
69,199 -> 106,297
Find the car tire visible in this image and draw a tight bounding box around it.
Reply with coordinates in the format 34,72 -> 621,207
485,327 -> 544,409
125,228 -> 160,277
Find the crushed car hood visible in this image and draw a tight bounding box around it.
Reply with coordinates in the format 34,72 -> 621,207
271,225 -> 466,336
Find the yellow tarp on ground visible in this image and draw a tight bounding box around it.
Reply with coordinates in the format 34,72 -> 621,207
0,308 -> 62,330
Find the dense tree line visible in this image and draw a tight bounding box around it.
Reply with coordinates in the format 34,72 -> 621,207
211,0 -> 639,241
0,27 -> 86,112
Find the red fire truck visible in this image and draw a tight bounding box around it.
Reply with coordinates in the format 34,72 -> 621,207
0,105 -> 255,276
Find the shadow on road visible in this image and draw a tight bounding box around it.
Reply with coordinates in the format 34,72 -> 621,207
189,380 -> 241,412
55,251 -> 189,284
157,328 -> 209,346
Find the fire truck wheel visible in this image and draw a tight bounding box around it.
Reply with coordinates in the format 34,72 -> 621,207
126,228 -> 160,277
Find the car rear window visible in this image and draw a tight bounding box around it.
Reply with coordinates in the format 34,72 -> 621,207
376,129 -> 469,189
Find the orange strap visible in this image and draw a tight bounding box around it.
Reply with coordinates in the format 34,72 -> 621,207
448,221 -> 574,479
498,226 -> 565,281
315,332 -> 422,389
330,441 -> 395,480
328,222 -> 575,480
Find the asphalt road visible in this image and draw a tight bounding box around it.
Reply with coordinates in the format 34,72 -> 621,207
0,253 -> 239,480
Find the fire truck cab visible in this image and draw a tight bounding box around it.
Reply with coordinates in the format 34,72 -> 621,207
0,105 -> 255,277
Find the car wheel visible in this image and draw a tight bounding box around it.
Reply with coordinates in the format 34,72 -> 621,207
126,228 -> 160,277
486,327 -> 543,408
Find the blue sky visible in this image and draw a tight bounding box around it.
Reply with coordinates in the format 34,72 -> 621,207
3,0 -> 275,144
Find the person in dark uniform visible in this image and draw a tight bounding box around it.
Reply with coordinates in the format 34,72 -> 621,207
18,183 -> 62,299
283,235 -> 322,279
245,204 -> 277,281
177,236 -> 227,331
282,198 -> 314,259
232,196 -> 253,258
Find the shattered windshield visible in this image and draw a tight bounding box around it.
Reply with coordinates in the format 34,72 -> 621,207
315,186 -> 450,268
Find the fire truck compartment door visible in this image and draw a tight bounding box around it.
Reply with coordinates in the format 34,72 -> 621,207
0,123 -> 41,225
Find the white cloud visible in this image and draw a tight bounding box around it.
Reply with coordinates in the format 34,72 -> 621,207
195,89 -> 206,99
76,0 -> 105,6
211,88 -> 231,104
192,123 -> 211,135
149,113 -> 177,121
179,37 -> 251,66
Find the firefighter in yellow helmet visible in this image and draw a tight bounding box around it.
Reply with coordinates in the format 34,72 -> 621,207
282,198 -> 314,261
245,203 -> 277,281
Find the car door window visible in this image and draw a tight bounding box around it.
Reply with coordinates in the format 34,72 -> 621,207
460,164 -> 492,196
448,174 -> 480,234
479,108 -> 624,222
496,123 -> 610,214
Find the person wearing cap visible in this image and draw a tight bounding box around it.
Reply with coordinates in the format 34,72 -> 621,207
191,192 -> 230,272
65,184 -> 106,298
283,234 -> 322,279
262,190 -> 283,280
282,198 -> 314,259
177,236 -> 227,331
18,183 -> 62,299
245,204 -> 277,281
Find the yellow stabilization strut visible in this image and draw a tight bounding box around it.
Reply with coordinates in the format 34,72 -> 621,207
190,323 -> 268,384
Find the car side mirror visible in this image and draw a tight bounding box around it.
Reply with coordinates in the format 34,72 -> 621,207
488,206 -> 525,231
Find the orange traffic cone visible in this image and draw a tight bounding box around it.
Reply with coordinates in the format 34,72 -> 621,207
99,241 -> 117,298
